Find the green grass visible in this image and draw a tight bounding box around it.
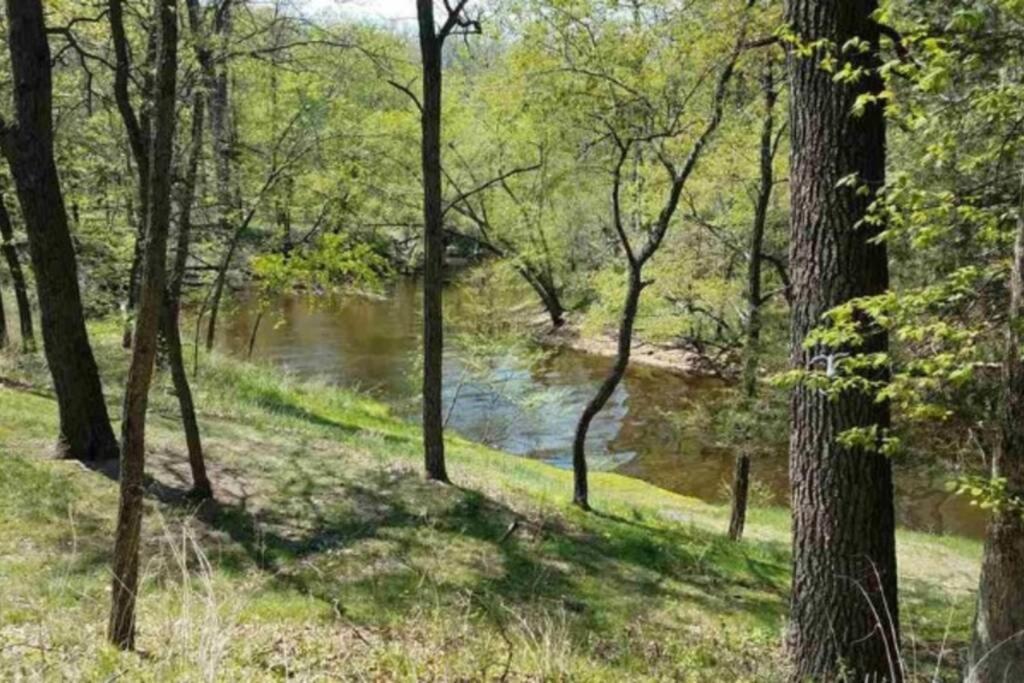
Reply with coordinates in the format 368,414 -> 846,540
0,324 -> 980,681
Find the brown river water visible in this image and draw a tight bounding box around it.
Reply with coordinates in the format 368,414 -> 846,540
219,279 -> 987,539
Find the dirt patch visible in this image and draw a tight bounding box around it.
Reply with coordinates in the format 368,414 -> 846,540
531,315 -> 734,379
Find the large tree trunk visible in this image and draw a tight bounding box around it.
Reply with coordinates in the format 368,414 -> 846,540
108,0 -> 177,649
785,0 -> 900,680
571,269 -> 642,509
1,0 -> 118,462
417,0 -> 449,483
0,191 -> 34,350
729,59 -> 778,542
967,190 -> 1024,682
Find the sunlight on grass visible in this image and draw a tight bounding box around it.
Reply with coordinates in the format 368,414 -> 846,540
0,329 -> 980,680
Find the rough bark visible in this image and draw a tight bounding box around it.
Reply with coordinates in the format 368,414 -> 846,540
1,0 -> 118,462
967,185 -> 1024,682
0,190 -> 34,349
108,0 -> 177,649
417,0 -> 449,483
729,59 -> 778,542
785,0 -> 900,679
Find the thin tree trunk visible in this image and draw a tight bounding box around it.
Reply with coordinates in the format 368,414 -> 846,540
572,269 -> 643,509
108,0 -> 177,649
247,310 -> 263,360
1,0 -> 119,462
0,191 -> 35,349
569,15 -> 744,510
729,58 -> 777,542
967,181 -> 1024,682
205,242 -> 233,352
163,87 -> 211,500
160,305 -> 210,498
203,0 -> 238,354
519,266 -> 565,328
0,277 -> 7,348
727,454 -> 750,540
418,0 -> 448,483
110,0 -> 153,349
785,0 -> 900,679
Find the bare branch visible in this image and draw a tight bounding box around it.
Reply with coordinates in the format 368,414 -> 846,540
442,162 -> 542,218
439,0 -> 481,42
387,79 -> 424,114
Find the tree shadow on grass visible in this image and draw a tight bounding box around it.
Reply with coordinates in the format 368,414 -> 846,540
162,457 -> 793,639
81,385 -> 793,662
229,379 -> 416,447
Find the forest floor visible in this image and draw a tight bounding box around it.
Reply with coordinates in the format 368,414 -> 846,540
0,323 -> 980,681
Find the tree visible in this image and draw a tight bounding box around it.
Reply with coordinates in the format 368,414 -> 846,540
783,0 -> 900,678
0,260 -> 6,347
415,0 -> 480,483
198,0 -> 240,354
566,0 -> 753,509
0,0 -> 119,462
968,183 -> 1024,681
0,187 -> 35,350
163,82 -> 213,500
729,57 -> 782,542
108,0 -> 211,498
108,0 -> 178,649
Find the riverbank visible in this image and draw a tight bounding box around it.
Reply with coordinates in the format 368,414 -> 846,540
0,324 -> 979,680
532,313 -> 736,379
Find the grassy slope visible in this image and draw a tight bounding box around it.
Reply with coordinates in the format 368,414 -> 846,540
0,325 -> 980,681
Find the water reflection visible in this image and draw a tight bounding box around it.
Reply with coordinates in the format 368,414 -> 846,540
219,279 -> 987,539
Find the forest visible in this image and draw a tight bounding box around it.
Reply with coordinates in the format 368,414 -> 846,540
0,0 -> 1021,680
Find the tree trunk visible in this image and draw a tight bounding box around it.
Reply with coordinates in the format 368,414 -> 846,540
572,269 -> 643,509
203,219 -> 231,353
520,265 -> 565,328
785,0 -> 900,680
1,0 -> 119,462
0,276 -> 7,348
417,0 -> 448,483
203,0 -> 238,354
109,0 -> 152,350
163,88 -> 211,500
569,17 -> 743,510
108,0 -> 177,649
730,59 -> 777,542
0,191 -> 35,350
160,305 -> 210,499
728,454 -> 750,541
967,186 -> 1024,682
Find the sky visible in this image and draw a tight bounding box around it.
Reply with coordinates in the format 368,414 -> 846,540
300,0 -> 418,24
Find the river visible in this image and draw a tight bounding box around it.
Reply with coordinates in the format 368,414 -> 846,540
219,278 -> 986,539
